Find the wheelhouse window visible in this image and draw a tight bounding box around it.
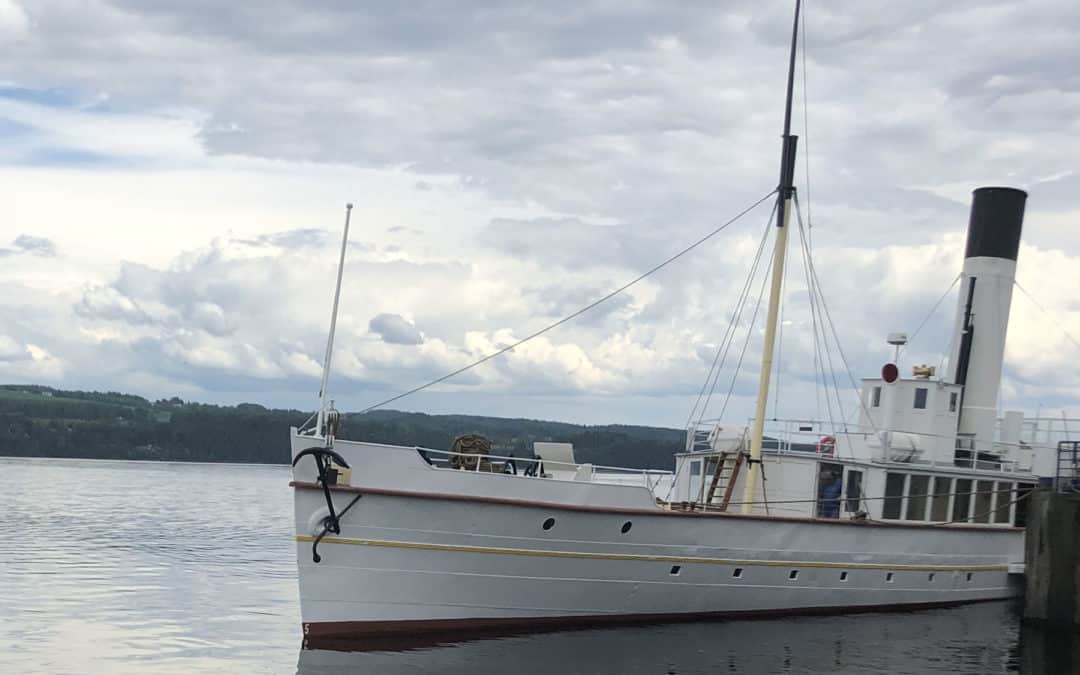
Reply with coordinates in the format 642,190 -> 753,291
882,473 -> 905,520
930,477 -> 952,521
906,475 -> 929,521
993,482 -> 1013,524
974,480 -> 995,523
1015,484 -> 1035,527
952,479 -> 972,522
913,388 -> 928,409
845,470 -> 864,513
871,386 -> 882,408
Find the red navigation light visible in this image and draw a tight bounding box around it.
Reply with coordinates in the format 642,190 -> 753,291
882,363 -> 899,384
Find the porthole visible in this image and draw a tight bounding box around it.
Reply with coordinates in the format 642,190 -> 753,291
621,521 -> 633,534
732,567 -> 743,579
840,571 -> 849,582
788,570 -> 799,581
542,517 -> 555,531
886,572 -> 894,583
670,565 -> 681,576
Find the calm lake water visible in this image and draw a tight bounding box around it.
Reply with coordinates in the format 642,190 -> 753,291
1,457 -> 1077,674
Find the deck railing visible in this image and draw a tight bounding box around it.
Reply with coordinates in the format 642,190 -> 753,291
684,417 -> 1064,476
411,445 -> 673,494
1056,441 -> 1080,494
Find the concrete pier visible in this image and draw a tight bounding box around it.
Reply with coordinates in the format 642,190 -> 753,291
1024,490 -> 1080,629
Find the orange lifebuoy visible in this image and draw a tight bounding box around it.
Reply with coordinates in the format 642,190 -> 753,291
817,435 -> 836,456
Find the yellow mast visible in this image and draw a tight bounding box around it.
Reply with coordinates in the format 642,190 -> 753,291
741,0 -> 801,514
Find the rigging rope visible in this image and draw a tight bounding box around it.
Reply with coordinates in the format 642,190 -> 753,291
898,272 -> 961,360
795,194 -> 880,437
716,233 -> 777,422
689,204 -> 777,428
686,210 -> 776,427
1013,279 -> 1080,353
359,189 -> 779,414
794,194 -> 837,440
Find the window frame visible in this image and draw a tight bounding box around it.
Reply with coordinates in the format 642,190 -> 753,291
913,387 -> 928,410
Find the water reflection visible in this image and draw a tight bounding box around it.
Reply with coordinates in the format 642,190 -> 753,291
296,602 -> 1046,674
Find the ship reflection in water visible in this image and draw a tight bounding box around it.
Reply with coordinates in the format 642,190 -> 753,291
296,601 -> 1078,675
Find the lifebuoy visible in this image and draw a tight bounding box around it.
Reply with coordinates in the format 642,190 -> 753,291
817,435 -> 836,456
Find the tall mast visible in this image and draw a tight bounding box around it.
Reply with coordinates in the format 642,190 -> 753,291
741,0 -> 801,514
316,203 -> 354,437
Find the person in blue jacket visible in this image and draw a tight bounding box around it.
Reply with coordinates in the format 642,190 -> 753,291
818,470 -> 843,518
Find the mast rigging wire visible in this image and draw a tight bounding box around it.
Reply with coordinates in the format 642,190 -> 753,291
795,194 -> 880,437
359,189 -> 779,414
715,233 -> 778,422
898,273 -> 962,360
1013,280 -> 1080,353
686,209 -> 776,427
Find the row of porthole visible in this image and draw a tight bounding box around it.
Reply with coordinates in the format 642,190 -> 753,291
669,566 -> 975,583
537,519 -> 977,584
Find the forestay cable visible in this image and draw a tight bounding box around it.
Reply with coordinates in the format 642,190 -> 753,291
360,189 -> 779,413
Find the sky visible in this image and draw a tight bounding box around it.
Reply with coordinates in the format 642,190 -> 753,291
1,0 -> 1078,428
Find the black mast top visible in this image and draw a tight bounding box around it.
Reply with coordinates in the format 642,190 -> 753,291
776,0 -> 801,222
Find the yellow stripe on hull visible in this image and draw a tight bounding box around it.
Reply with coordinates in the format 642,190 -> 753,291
295,535 -> 1007,572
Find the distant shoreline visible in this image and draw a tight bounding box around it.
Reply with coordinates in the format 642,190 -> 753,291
0,384 -> 684,470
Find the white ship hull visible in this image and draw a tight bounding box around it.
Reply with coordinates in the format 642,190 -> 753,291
291,433 -> 1023,648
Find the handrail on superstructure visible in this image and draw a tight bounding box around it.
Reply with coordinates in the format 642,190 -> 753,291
1056,441 -> 1080,494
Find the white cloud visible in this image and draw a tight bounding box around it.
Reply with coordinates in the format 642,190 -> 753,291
0,0 -> 28,38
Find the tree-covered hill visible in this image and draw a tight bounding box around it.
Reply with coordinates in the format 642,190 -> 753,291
0,385 -> 686,469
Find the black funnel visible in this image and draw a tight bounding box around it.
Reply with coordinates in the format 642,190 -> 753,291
964,187 -> 1027,261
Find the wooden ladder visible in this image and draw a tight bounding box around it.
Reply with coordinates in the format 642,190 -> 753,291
705,451 -> 746,511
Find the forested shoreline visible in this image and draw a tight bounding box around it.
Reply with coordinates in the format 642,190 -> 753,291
0,385 -> 685,469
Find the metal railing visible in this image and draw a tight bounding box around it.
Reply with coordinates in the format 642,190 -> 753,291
1056,441 -> 1080,494
684,417 -> 1052,475
410,444 -> 673,494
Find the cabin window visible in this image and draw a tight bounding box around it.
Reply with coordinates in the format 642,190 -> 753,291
845,470 -> 864,513
732,568 -> 743,579
871,386 -> 882,407
949,392 -> 958,412
670,565 -> 681,576
788,570 -> 799,581
883,473 -> 906,520
993,482 -> 1013,524
973,480 -> 995,523
1015,484 -> 1035,527
690,460 -> 701,477
913,388 -> 928,409
886,572 -> 894,583
906,475 -> 930,520
930,477 -> 952,521
952,479 -> 973,522
840,571 -> 849,582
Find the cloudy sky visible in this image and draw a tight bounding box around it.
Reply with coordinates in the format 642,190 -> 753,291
1,0 -> 1078,428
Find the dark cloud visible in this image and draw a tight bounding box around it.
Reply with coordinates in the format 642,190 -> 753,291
369,313 -> 424,345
